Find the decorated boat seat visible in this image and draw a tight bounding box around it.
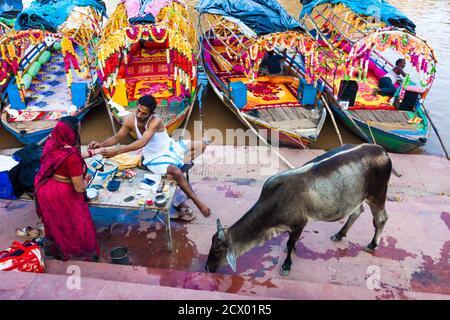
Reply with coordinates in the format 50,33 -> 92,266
168,96 -> 184,115
229,81 -> 247,109
6,83 -> 26,110
71,82 -> 88,108
298,78 -> 324,106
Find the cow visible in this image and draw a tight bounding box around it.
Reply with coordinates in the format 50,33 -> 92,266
205,144 -> 392,276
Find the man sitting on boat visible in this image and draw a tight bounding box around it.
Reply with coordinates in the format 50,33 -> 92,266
88,95 -> 211,219
374,58 -> 406,96
260,49 -> 286,76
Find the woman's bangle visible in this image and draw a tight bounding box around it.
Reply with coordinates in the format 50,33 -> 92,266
88,150 -> 94,157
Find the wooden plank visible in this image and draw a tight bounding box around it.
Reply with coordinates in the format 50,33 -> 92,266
292,107 -> 308,119
266,118 -> 317,130
257,109 -> 275,122
277,108 -> 292,121
366,120 -> 416,130
283,107 -> 299,120
267,108 -> 285,122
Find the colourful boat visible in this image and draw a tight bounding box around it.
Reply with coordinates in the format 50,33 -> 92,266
96,0 -> 199,137
0,0 -> 22,96
0,0 -> 22,36
196,0 -> 333,148
0,0 -> 106,145
300,0 -> 437,153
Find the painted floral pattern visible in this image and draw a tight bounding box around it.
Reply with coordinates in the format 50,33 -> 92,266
246,81 -> 282,101
138,81 -> 170,96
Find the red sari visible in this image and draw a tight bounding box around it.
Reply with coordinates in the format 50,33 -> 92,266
34,121 -> 99,261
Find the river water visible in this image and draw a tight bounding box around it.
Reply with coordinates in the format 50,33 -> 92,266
1,0 -> 449,156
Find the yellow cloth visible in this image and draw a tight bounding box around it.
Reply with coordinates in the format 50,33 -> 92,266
110,153 -> 141,170
230,76 -> 299,109
112,79 -> 128,106
134,79 -> 172,99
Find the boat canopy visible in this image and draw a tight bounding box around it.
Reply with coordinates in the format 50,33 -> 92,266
97,0 -> 197,97
196,0 -> 303,35
299,0 -> 415,33
15,0 -> 106,32
0,0 -> 22,19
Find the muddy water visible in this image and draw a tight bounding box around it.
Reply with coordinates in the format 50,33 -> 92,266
2,0 -> 448,156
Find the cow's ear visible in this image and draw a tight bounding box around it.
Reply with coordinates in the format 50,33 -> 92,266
226,247 -> 237,272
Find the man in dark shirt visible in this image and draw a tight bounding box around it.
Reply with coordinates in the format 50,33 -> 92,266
260,50 -> 285,75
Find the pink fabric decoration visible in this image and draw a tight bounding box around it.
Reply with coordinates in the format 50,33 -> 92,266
144,0 -> 171,17
124,0 -> 141,18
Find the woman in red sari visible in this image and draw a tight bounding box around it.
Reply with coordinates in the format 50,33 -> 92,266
34,116 -> 99,261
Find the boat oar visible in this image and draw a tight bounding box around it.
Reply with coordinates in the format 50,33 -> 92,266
320,95 -> 343,146
421,105 -> 450,160
238,112 -> 295,170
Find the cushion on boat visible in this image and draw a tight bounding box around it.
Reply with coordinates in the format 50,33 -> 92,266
38,51 -> 51,65
27,61 -> 41,77
229,81 -> 247,109
53,42 -> 62,51
22,74 -> 32,90
168,97 -> 185,115
405,85 -> 424,94
71,82 -> 88,108
269,75 -> 296,84
298,78 -> 318,106
6,83 -> 26,110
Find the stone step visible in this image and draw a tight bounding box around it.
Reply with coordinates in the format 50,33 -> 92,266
43,259 -> 385,299
0,269 -> 257,300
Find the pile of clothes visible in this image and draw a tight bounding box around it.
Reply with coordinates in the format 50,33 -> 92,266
0,144 -> 42,200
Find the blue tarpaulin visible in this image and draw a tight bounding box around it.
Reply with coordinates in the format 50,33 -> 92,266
299,0 -> 415,33
0,0 -> 22,19
196,0 -> 304,35
15,0 -> 106,32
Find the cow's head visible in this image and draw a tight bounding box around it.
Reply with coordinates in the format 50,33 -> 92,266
205,219 -> 236,273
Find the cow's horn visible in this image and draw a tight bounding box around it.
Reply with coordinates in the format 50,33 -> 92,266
217,219 -> 225,241
216,219 -> 224,231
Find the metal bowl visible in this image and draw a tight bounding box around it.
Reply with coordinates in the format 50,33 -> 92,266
154,193 -> 168,208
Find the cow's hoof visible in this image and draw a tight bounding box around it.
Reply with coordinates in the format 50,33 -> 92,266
363,244 -> 376,253
279,268 -> 290,276
331,234 -> 343,242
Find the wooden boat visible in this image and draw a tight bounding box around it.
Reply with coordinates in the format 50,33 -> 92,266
300,0 -> 437,153
96,0 -> 198,137
0,1 -> 105,145
196,0 -> 332,148
0,0 -> 22,37
0,0 -> 22,95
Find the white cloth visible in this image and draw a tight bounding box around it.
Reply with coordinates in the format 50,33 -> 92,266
142,139 -> 188,175
0,156 -> 19,172
135,115 -> 188,175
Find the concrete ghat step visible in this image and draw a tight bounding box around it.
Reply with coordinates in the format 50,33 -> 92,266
43,260 -> 383,300
0,269 -> 256,300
